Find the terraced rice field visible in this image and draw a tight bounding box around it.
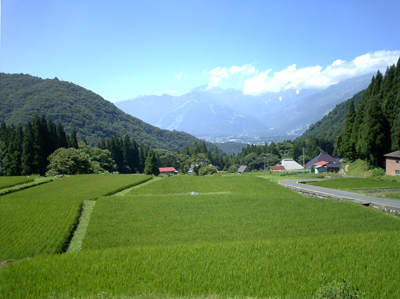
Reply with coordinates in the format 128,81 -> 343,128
1,174 -> 400,298
0,174 -> 151,261
0,176 -> 34,189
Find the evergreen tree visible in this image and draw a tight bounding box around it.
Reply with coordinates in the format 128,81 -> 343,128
121,134 -> 132,173
353,99 -> 366,158
138,144 -> 149,173
32,115 -> 48,175
144,149 -> 160,175
21,121 -> 35,175
69,128 -> 79,149
56,123 -> 69,148
391,112 -> 400,151
358,95 -> 389,167
338,100 -> 356,160
46,119 -> 58,156
130,139 -> 140,173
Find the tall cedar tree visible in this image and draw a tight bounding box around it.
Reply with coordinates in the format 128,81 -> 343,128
21,121 -> 35,175
338,100 -> 356,160
144,149 -> 160,176
69,128 -> 79,149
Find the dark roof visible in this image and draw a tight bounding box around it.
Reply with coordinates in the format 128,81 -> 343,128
384,151 -> 400,158
305,152 -> 341,168
238,165 -> 250,173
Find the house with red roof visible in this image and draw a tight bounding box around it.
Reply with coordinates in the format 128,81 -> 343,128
159,167 -> 178,175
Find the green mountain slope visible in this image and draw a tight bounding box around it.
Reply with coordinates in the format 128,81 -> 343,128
0,73 -> 198,150
298,90 -> 364,141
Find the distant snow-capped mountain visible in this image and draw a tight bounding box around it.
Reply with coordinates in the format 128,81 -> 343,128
115,74 -> 372,137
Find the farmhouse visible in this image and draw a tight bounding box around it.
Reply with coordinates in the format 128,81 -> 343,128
306,152 -> 341,171
159,167 -> 178,175
237,165 -> 250,174
384,151 -> 400,176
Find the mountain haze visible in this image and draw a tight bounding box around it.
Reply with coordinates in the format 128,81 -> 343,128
298,90 -> 365,141
116,74 -> 372,137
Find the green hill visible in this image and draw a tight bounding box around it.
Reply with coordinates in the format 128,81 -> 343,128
0,73 -> 198,151
298,90 -> 364,141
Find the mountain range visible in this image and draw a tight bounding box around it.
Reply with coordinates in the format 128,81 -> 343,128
116,74 -> 373,137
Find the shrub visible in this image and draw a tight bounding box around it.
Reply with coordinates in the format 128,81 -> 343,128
314,278 -> 364,299
198,165 -> 218,176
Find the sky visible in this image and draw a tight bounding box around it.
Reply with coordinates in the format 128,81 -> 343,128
1,0 -> 400,103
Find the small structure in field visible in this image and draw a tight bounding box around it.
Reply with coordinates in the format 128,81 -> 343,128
159,167 -> 178,175
237,165 -> 250,174
384,151 -> 400,176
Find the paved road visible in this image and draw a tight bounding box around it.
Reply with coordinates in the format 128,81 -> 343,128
279,179 -> 400,212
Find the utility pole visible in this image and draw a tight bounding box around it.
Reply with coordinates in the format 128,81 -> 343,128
264,156 -> 266,172
303,147 -> 305,168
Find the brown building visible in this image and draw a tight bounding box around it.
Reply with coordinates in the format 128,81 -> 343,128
269,166 -> 285,172
384,151 -> 400,176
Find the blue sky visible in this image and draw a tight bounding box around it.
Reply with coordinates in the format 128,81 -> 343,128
1,0 -> 400,102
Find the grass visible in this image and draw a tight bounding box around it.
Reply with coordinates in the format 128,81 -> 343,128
125,175 -> 237,196
67,200 -> 96,253
84,176 -> 400,250
0,174 -> 151,261
0,176 -> 34,189
1,174 -> 400,298
0,176 -> 54,196
1,231 -> 399,298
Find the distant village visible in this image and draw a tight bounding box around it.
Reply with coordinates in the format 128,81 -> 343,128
160,150 -> 400,177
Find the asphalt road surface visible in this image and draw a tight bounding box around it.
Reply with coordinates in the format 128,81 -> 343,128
279,179 -> 400,211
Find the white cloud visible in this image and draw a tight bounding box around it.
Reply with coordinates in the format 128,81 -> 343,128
243,50 -> 400,94
205,67 -> 229,89
176,71 -> 183,79
332,59 -> 344,66
166,90 -> 178,94
204,64 -> 258,89
230,64 -> 257,75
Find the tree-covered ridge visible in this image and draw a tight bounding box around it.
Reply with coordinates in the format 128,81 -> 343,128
298,91 -> 364,142
336,57 -> 400,167
0,73 -> 199,151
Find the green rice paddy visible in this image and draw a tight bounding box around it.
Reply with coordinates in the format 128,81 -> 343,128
1,174 -> 399,298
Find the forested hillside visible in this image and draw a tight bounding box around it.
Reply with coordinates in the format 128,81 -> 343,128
299,91 -> 364,142
336,57 -> 400,167
0,73 -> 198,151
